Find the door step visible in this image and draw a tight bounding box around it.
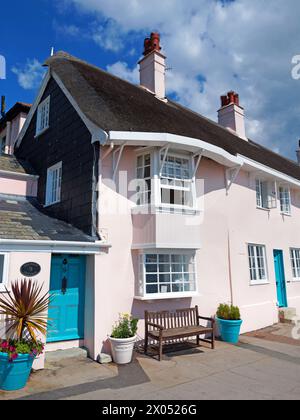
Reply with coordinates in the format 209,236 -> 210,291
45,347 -> 88,363
279,307 -> 297,324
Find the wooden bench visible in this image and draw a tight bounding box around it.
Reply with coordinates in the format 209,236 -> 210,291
145,306 -> 215,361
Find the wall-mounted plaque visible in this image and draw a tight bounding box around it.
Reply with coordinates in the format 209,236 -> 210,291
20,262 -> 41,277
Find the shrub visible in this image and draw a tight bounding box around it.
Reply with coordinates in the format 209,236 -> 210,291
111,313 -> 138,339
0,279 -> 51,361
216,304 -> 241,321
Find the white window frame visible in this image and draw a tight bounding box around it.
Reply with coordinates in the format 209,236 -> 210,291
255,178 -> 277,210
159,151 -> 194,210
290,248 -> 300,281
137,250 -> 198,300
45,162 -> 62,207
0,253 -> 9,292
36,95 -> 50,136
135,148 -> 197,212
136,152 -> 152,206
279,185 -> 291,216
248,244 -> 269,285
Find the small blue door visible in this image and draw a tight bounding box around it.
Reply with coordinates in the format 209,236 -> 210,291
47,255 -> 86,343
274,250 -> 288,308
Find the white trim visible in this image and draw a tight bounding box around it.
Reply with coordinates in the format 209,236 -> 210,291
16,71 -> 51,148
108,132 -> 300,187
134,292 -> 199,301
132,243 -> 201,250
52,72 -> 108,145
109,131 -> 244,168
241,155 -> 300,188
0,253 -> 9,292
15,70 -> 108,149
248,243 -> 269,285
0,239 -> 110,254
0,169 -> 39,180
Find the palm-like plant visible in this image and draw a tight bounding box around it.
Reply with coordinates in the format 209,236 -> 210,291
0,279 -> 51,343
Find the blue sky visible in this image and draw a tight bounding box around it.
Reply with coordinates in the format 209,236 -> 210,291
1,0 -> 300,160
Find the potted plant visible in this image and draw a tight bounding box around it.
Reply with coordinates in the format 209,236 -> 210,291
109,313 -> 138,364
0,280 -> 50,391
216,303 -> 243,344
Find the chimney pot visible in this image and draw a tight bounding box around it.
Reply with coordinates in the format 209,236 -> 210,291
143,32 -> 162,56
218,91 -> 247,140
139,32 -> 166,99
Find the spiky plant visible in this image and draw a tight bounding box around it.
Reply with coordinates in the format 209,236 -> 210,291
0,279 -> 51,343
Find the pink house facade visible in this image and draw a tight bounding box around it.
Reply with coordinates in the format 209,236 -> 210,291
1,34 -> 300,369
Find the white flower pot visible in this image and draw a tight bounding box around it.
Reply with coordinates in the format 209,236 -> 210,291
109,336 -> 137,364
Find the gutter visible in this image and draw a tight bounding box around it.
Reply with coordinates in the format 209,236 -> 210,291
0,169 -> 39,179
0,239 -> 111,254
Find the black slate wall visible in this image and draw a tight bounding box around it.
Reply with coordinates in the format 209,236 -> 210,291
15,77 -> 95,236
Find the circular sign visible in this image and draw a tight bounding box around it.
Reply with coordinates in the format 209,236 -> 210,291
20,262 -> 41,277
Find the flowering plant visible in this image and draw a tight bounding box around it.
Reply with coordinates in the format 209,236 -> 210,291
111,313 -> 138,339
0,280 -> 51,362
0,339 -> 44,362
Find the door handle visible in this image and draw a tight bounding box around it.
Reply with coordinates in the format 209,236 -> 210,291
61,276 -> 68,295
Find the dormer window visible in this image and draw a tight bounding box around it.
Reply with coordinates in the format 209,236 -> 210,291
36,96 -> 50,136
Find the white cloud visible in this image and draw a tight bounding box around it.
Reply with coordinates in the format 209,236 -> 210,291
12,59 -> 45,90
107,62 -> 139,84
65,0 -> 300,159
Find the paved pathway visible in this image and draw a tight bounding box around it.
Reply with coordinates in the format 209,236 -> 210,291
1,324 -> 300,400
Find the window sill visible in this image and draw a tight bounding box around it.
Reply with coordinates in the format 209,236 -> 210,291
35,127 -> 49,138
280,212 -> 292,217
132,204 -> 200,216
44,200 -> 61,208
256,206 -> 270,212
250,281 -> 270,286
134,292 -> 199,301
291,278 -> 300,283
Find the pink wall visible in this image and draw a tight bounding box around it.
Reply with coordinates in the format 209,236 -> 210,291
0,173 -> 37,197
91,145 -> 300,358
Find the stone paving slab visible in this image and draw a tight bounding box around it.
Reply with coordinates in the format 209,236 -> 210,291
1,325 -> 300,400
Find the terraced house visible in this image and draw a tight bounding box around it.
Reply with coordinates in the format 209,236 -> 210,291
1,33 -> 300,369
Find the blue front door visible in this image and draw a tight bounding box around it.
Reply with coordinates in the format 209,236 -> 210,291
274,250 -> 288,308
47,255 -> 86,343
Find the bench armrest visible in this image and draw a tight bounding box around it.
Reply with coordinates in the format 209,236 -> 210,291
198,316 -> 215,324
146,321 -> 164,331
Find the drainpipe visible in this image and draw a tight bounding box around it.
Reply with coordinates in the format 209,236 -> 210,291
227,230 -> 234,305
5,121 -> 11,155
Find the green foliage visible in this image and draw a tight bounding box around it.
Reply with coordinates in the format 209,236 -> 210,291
0,338 -> 44,361
111,313 -> 139,339
217,303 -> 241,321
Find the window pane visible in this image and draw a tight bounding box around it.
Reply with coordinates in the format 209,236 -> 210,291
146,255 -> 157,263
146,284 -> 158,294
145,264 -> 157,273
146,274 -> 158,284
159,255 -> 170,263
160,284 -> 171,293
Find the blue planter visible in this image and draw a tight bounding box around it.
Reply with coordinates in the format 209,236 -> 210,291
0,352 -> 35,391
216,317 -> 243,344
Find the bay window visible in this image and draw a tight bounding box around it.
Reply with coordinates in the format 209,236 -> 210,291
136,149 -> 196,210
137,252 -> 197,298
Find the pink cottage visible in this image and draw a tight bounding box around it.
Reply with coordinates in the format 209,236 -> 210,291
1,33 -> 300,369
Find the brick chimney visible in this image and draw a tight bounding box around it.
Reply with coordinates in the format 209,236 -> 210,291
138,32 -> 166,99
218,91 -> 247,141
